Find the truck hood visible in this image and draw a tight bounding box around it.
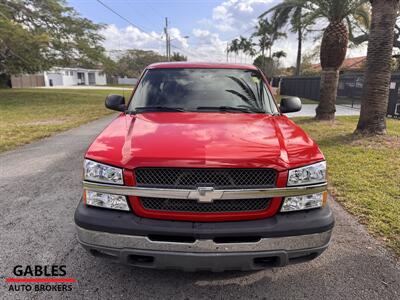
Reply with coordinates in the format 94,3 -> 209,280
86,112 -> 324,171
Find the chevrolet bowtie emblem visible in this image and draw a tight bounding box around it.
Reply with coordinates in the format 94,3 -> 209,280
188,187 -> 224,203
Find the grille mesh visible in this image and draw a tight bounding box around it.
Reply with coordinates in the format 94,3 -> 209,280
140,197 -> 271,213
135,168 -> 277,189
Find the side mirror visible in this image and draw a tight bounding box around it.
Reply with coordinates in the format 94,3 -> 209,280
280,97 -> 302,113
105,94 -> 126,112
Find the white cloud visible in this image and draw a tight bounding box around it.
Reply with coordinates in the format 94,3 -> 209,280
100,1 -> 367,66
190,28 -> 227,62
101,24 -> 163,52
193,29 -> 211,38
211,0 -> 273,32
100,24 -> 191,58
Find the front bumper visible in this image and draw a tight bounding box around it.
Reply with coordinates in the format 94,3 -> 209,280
75,201 -> 334,271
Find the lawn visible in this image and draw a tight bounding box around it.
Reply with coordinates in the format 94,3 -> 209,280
0,88 -> 129,152
293,116 -> 400,256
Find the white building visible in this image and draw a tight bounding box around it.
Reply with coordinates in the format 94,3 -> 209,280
44,67 -> 107,87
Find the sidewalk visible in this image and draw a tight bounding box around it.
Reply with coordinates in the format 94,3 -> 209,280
287,104 -> 360,117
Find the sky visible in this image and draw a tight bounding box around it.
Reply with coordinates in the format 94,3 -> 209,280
67,0 -> 367,66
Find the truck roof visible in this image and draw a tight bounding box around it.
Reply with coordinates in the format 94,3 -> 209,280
147,62 -> 258,70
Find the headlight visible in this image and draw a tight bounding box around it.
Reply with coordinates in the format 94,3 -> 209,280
84,159 -> 124,185
287,161 -> 326,186
85,190 -> 129,211
281,192 -> 327,212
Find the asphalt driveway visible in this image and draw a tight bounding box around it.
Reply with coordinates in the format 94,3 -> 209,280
0,115 -> 399,300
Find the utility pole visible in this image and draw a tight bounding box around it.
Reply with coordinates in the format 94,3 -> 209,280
226,42 -> 229,62
164,17 -> 170,61
168,34 -> 171,60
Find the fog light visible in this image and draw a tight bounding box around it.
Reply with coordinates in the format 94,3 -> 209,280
85,190 -> 129,211
281,192 -> 327,212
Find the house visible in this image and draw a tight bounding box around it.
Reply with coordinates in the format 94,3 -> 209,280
311,56 -> 366,73
44,67 -> 106,87
11,67 -> 107,88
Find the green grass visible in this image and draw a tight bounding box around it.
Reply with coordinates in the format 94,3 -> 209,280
0,88 -> 125,152
293,116 -> 400,255
101,84 -> 134,88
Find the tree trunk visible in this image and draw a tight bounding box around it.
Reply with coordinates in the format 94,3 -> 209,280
355,0 -> 400,135
262,38 -> 266,72
262,47 -> 265,72
316,21 -> 349,120
316,69 -> 338,120
295,28 -> 302,76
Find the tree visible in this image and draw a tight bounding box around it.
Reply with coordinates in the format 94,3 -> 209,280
0,0 -> 106,74
239,36 -> 256,62
228,38 -> 240,62
355,0 -> 400,135
252,19 -> 286,59
300,49 -> 320,76
273,50 -> 287,63
116,49 -> 165,78
171,52 -> 187,61
261,0 -> 370,120
261,2 -> 313,75
253,55 -> 275,75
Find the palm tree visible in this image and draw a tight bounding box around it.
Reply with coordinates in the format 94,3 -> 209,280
355,0 -> 400,135
261,0 -> 370,120
228,38 -> 240,63
238,36 -> 249,63
273,50 -> 287,67
260,4 -> 311,75
252,19 -> 286,59
239,36 -> 256,63
251,19 -> 286,71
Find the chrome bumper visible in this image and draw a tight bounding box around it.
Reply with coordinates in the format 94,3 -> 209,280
82,180 -> 327,203
77,226 -> 332,253
76,226 -> 332,271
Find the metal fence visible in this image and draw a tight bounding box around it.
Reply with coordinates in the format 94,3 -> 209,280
277,73 -> 400,119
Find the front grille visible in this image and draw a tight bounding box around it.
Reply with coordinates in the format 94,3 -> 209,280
140,197 -> 271,213
135,168 -> 277,189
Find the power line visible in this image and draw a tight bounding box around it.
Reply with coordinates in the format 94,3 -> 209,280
96,0 -> 150,33
225,26 -> 256,42
169,43 -> 194,57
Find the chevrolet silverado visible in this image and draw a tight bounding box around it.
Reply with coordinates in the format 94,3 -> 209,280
74,62 -> 334,271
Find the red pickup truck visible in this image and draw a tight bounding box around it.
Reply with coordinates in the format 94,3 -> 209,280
75,62 -> 333,271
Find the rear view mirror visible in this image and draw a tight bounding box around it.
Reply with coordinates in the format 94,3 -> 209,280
105,94 -> 126,112
280,97 -> 302,113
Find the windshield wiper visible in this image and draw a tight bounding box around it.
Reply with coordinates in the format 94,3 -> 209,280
196,106 -> 265,113
132,106 -> 186,113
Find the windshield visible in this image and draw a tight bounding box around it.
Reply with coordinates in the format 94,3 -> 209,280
128,68 -> 279,114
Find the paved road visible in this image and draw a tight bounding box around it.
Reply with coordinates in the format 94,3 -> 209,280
287,104 -> 360,117
1,115 -> 399,300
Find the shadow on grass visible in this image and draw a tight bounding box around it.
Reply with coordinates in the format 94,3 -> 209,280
293,117 -> 399,149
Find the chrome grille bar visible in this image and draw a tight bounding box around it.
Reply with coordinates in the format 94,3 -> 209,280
83,181 -> 327,202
